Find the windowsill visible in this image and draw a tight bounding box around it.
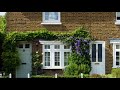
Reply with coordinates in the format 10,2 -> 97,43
112,66 -> 120,68
41,22 -> 62,25
115,21 -> 120,25
42,67 -> 65,69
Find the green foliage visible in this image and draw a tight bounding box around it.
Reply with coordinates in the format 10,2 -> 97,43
64,27 -> 92,76
101,74 -> 113,78
68,53 -> 91,65
59,27 -> 92,45
83,74 -> 90,78
31,75 -> 54,78
1,26 -> 92,76
31,74 -> 89,78
31,75 -> 80,78
112,68 -> 120,78
90,74 -> 102,78
0,25 -> 5,71
64,63 -> 80,76
58,75 -> 80,78
78,64 -> 91,74
64,52 -> 91,75
0,16 -> 6,32
32,51 -> 42,75
64,53 -> 91,76
1,51 -> 20,74
73,27 -> 91,39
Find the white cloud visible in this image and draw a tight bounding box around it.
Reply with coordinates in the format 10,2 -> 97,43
0,12 -> 6,16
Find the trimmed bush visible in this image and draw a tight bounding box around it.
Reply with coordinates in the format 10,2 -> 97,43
112,68 -> 120,78
31,75 -> 54,78
90,74 -> 102,78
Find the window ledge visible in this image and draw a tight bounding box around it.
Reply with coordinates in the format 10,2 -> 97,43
115,21 -> 120,25
41,22 -> 62,25
42,67 -> 65,69
112,66 -> 120,68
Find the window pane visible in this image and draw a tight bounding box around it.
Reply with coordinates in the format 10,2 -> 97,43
92,44 -> 96,62
18,44 -> 23,48
45,12 -> 49,20
64,52 -> 70,66
25,44 -> 30,48
116,52 -> 119,56
48,12 -> 58,20
117,17 -> 120,20
54,12 -> 58,20
116,45 -> 120,49
64,45 -> 70,49
54,45 -> 60,49
116,52 -> 120,65
45,52 -> 50,66
117,12 -> 120,17
116,57 -> 119,65
45,45 -> 50,49
98,44 -> 102,62
117,12 -> 120,20
55,52 -> 60,66
45,12 -> 58,21
117,12 -> 120,16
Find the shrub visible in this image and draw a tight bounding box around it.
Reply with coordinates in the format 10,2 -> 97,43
90,74 -> 102,78
64,52 -> 91,76
83,74 -> 90,78
32,51 -> 42,75
1,51 -> 20,75
31,75 -> 54,78
112,68 -> 120,78
31,75 -> 80,78
64,63 -> 79,76
100,74 -> 113,78
58,75 -> 80,78
78,64 -> 91,74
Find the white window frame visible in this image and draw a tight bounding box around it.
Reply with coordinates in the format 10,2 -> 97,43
112,43 -> 120,68
115,12 -> 120,25
41,12 -> 62,25
39,41 -> 71,69
110,39 -> 120,68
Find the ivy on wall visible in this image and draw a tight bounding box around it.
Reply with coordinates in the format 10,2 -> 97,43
1,27 -> 93,75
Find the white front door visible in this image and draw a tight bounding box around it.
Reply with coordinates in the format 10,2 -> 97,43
90,41 -> 105,75
16,42 -> 32,78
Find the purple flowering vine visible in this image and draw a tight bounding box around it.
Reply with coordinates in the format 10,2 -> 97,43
71,37 -> 90,57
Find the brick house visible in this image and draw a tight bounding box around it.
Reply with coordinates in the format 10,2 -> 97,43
5,12 -> 120,78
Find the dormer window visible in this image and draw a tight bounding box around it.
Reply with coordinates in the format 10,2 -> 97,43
115,12 -> 120,25
41,12 -> 62,25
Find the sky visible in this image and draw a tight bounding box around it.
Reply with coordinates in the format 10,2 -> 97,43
0,12 -> 6,16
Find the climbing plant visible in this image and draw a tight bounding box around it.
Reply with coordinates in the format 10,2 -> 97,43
32,51 -> 42,75
63,27 -> 92,76
1,27 -> 93,76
